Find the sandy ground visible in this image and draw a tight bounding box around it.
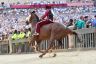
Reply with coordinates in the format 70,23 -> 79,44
0,50 -> 96,64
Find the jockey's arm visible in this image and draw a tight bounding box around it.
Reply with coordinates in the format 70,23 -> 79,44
41,10 -> 49,20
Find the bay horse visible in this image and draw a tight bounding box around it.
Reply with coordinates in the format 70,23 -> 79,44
27,12 -> 81,58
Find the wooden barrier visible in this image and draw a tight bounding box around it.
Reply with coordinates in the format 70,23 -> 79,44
0,28 -> 96,54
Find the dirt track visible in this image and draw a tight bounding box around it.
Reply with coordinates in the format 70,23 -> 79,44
0,50 -> 96,64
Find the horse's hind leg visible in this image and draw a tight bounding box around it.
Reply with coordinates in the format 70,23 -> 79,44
50,40 -> 62,50
57,40 -> 63,48
50,40 -> 62,57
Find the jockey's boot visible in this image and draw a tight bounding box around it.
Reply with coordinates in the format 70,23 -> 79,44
33,32 -> 39,38
34,32 -> 39,35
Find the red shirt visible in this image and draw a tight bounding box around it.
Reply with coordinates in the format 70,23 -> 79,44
41,10 -> 50,20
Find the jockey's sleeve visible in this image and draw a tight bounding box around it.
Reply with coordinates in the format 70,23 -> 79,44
41,10 -> 49,20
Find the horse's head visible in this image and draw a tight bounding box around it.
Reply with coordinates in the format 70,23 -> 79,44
26,16 -> 30,23
26,13 -> 35,23
26,12 -> 39,25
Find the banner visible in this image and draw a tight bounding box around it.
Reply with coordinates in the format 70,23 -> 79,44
10,4 -> 67,9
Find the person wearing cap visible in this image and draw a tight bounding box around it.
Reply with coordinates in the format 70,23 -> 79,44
34,5 -> 54,35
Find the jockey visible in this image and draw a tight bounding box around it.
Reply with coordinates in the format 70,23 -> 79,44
34,5 -> 54,35
41,5 -> 53,21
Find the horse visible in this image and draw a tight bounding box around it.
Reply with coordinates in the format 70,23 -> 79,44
27,12 -> 82,58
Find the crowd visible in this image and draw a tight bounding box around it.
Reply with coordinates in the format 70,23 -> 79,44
3,0 -> 92,5
0,6 -> 95,40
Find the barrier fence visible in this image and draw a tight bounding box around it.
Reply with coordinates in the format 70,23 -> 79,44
0,28 -> 96,54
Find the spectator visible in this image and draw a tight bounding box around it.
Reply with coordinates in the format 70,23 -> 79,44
84,16 -> 90,28
75,16 -> 86,29
18,29 -> 25,39
88,15 -> 96,28
11,30 -> 18,40
67,19 -> 75,30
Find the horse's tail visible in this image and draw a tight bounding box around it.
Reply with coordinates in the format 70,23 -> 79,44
72,31 -> 78,35
72,31 -> 82,43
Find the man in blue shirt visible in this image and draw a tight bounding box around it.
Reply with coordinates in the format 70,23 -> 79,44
89,15 -> 96,28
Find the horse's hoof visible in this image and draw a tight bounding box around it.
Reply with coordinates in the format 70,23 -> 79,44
49,49 -> 52,53
53,54 -> 56,57
39,55 -> 43,58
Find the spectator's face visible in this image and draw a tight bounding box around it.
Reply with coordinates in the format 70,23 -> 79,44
80,16 -> 84,20
84,17 -> 88,21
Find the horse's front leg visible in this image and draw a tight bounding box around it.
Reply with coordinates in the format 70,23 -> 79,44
49,40 -> 63,57
36,42 -> 45,53
39,40 -> 54,58
32,41 -> 45,53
